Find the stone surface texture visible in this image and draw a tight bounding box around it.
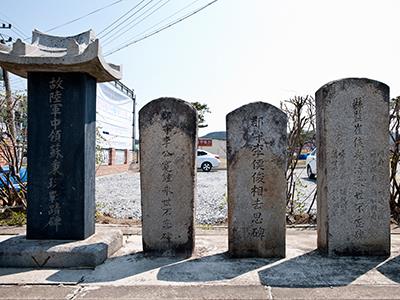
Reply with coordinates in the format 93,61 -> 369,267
316,78 -> 390,256
0,30 -> 121,82
139,98 -> 197,256
27,72 -> 96,240
0,230 -> 123,268
226,102 -> 287,258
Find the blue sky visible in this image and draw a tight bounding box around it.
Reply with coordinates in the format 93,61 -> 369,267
2,0 -> 400,136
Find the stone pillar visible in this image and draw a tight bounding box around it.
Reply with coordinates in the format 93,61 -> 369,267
139,98 -> 197,256
108,148 -> 116,165
0,29 -> 124,267
316,78 -> 390,256
226,102 -> 287,258
124,149 -> 129,164
27,72 -> 96,240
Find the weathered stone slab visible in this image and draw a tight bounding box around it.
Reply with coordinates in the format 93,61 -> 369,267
26,72 -> 96,240
139,98 -> 197,256
316,78 -> 390,256
0,230 -> 123,268
226,102 -> 287,258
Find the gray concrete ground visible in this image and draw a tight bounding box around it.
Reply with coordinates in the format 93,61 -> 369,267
0,225 -> 400,299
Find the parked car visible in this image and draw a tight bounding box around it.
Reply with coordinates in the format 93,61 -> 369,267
197,150 -> 220,172
0,166 -> 27,191
306,149 -> 317,179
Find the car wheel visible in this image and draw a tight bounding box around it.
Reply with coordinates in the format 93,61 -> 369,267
307,165 -> 316,179
201,162 -> 212,172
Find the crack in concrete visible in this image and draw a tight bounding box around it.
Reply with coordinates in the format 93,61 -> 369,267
31,255 -> 51,267
66,285 -> 84,300
266,286 -> 273,299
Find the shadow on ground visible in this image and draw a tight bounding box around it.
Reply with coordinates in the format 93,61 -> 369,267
47,252 -> 185,283
258,250 -> 387,287
46,251 -> 278,284
157,252 -> 277,282
377,255 -> 400,283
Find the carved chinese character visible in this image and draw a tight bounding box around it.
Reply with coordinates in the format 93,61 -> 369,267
49,77 -> 64,90
50,118 -> 61,129
162,207 -> 172,216
252,171 -> 265,184
250,116 -> 264,128
250,227 -> 265,240
251,198 -> 264,209
50,144 -> 63,160
161,185 -> 173,196
49,129 -> 62,143
252,212 -> 263,224
162,135 -> 171,148
161,111 -> 172,121
252,159 -> 265,170
251,185 -> 263,197
162,219 -> 173,230
49,90 -> 63,103
50,160 -> 62,176
161,232 -> 172,241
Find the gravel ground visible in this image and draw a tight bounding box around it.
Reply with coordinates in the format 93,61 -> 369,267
96,170 -> 227,224
96,168 -> 315,225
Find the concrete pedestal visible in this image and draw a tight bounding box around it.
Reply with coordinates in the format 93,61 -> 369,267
0,230 -> 123,268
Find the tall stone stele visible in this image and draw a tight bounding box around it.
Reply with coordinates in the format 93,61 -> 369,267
139,98 -> 197,256
227,102 -> 287,258
0,30 -> 121,240
316,78 -> 390,256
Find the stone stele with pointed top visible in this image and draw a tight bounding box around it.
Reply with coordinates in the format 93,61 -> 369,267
0,30 -> 121,240
316,78 -> 390,256
227,102 -> 287,258
139,98 -> 197,257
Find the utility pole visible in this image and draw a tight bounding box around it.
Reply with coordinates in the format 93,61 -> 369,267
2,68 -> 16,138
0,23 -> 16,140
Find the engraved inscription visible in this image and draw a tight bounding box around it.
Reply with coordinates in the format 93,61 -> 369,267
249,116 -> 266,240
351,97 -> 366,240
160,110 -> 175,242
48,77 -> 64,231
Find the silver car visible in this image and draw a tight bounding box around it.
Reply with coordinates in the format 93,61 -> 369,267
197,149 -> 220,172
306,148 -> 317,179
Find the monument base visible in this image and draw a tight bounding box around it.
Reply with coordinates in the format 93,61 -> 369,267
0,230 -> 123,268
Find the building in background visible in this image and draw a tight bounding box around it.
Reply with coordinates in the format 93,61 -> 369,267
97,80 -> 136,166
198,131 -> 226,159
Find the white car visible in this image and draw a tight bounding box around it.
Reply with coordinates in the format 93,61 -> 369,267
306,148 -> 317,179
197,149 -> 220,172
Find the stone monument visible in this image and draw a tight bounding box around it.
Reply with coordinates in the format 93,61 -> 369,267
226,102 -> 287,258
0,30 -> 123,267
316,78 -> 390,256
139,98 -> 197,256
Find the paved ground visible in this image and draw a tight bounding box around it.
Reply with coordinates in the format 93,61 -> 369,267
0,226 -> 399,299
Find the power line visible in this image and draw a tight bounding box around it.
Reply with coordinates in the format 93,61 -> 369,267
102,0 -> 171,46
0,14 -> 29,39
45,0 -> 125,33
104,0 -> 218,57
99,0 -> 155,40
104,0 -> 201,52
97,0 -> 147,37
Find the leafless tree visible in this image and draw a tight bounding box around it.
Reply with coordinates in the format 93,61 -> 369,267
389,96 -> 400,222
280,95 -> 315,216
0,69 -> 27,209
